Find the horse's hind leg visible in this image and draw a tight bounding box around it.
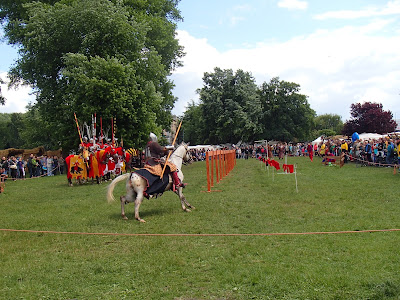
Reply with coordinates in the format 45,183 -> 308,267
134,192 -> 146,223
121,186 -> 136,220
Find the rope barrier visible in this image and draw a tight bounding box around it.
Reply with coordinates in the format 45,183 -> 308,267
5,165 -> 62,181
352,155 -> 398,168
1,228 -> 399,237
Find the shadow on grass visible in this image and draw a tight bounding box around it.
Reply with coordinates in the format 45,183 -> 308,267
108,207 -> 171,221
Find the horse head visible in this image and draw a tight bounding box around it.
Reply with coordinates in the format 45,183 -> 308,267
170,142 -> 191,168
181,143 -> 193,164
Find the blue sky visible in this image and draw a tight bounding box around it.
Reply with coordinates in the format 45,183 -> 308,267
1,0 -> 400,123
171,0 -> 400,121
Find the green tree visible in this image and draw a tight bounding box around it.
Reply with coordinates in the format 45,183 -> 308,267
0,0 -> 183,151
62,54 -> 163,147
182,100 -> 205,145
197,68 -> 262,144
0,113 -> 12,148
20,105 -> 61,150
258,77 -> 315,142
0,113 -> 25,149
313,114 -> 343,137
0,77 -> 6,105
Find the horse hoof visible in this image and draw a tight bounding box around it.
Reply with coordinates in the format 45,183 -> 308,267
185,208 -> 191,212
122,215 -> 128,220
138,218 -> 146,223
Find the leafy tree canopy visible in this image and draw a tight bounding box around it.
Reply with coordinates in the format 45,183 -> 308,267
197,68 -> 262,144
313,113 -> 343,138
0,0 -> 183,151
182,100 -> 205,145
342,102 -> 397,135
183,72 -> 315,145
258,77 -> 315,142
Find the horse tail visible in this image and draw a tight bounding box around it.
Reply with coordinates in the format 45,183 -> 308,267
107,173 -> 131,203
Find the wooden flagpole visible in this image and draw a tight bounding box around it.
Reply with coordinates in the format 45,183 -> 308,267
160,120 -> 182,179
74,113 -> 84,146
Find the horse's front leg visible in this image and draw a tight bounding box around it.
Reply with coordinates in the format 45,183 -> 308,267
176,188 -> 195,212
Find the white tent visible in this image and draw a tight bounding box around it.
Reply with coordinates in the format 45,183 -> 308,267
311,136 -> 323,145
188,145 -> 218,151
357,133 -> 385,141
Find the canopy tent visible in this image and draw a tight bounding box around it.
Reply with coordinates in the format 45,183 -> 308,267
311,136 -> 323,145
356,133 -> 385,141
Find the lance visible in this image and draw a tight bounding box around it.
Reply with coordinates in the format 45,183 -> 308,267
92,114 -> 96,148
100,117 -> 103,146
74,113 -> 84,146
111,117 -> 115,148
74,113 -> 90,171
160,120 -> 182,179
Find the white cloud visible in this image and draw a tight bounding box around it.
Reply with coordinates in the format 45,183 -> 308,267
171,21 -> 400,120
218,4 -> 253,27
229,16 -> 246,26
314,0 -> 400,20
277,0 -> 308,11
233,4 -> 252,12
0,72 -> 35,113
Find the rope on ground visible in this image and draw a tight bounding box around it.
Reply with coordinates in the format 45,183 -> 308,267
1,228 -> 399,237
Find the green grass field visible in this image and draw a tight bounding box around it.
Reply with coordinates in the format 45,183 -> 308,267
1,157 -> 400,299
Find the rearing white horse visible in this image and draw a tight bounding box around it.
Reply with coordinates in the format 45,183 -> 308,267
106,142 -> 194,222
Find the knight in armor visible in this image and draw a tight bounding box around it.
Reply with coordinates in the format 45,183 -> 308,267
145,133 -> 186,188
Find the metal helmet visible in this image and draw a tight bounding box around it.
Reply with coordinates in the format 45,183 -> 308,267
149,132 -> 158,142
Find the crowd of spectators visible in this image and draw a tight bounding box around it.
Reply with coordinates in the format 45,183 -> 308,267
0,154 -> 65,181
187,135 -> 400,167
344,137 -> 400,165
3,135 -> 398,182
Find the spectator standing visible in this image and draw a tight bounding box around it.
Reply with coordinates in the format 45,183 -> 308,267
236,147 -> 241,159
40,156 -> 47,176
386,140 -> 394,165
53,156 -> 59,175
1,157 -> 9,177
17,157 -> 25,179
8,156 -> 18,181
58,156 -> 65,174
365,140 -> 372,163
307,143 -> 313,162
27,154 -> 34,177
341,140 -> 349,163
320,142 -> 326,158
397,141 -> 400,165
278,144 -> 285,160
32,155 -> 40,177
47,156 -> 54,176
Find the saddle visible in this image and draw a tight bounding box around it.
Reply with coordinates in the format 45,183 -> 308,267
134,169 -> 171,199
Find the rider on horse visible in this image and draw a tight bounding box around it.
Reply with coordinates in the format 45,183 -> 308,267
144,132 -> 186,189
